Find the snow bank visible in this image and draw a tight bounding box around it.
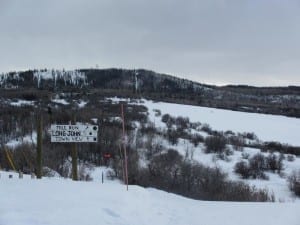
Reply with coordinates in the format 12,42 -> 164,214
0,170 -> 299,225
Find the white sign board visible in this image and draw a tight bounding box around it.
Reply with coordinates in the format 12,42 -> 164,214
50,124 -> 98,143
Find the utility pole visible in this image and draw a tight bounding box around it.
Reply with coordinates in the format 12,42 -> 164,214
71,114 -> 78,181
36,112 -> 43,179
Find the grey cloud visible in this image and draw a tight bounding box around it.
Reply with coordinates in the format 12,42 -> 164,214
0,0 -> 300,86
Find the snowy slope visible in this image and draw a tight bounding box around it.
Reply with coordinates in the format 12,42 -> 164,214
0,170 -> 300,225
108,97 -> 300,202
139,99 -> 300,146
108,97 -> 300,146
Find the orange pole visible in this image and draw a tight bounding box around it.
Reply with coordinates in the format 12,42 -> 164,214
119,144 -> 126,184
121,104 -> 129,191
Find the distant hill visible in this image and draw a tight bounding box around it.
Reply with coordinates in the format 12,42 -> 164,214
0,68 -> 299,118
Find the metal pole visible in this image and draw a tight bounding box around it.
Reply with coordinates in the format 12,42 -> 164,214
121,104 -> 129,191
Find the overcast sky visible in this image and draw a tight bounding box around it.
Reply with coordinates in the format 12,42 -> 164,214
1,0 -> 300,86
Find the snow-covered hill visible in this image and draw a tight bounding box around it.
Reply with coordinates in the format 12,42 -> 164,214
127,98 -> 300,146
108,98 -> 300,202
1,68 -> 299,118
1,169 -> 299,225
2,97 -> 299,202
1,97 -> 300,225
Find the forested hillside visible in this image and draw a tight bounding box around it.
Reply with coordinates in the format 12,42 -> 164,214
1,68 -> 299,118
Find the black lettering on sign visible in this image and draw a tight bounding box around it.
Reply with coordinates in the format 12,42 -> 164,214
66,131 -> 82,136
52,130 -> 66,136
54,136 -> 70,142
67,126 -> 76,131
71,136 -> 83,141
56,126 -> 67,131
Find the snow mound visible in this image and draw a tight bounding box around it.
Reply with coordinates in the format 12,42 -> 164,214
0,169 -> 299,225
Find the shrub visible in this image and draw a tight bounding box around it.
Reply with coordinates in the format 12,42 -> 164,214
243,132 -> 257,140
263,141 -> 284,152
153,109 -> 161,117
241,152 -> 250,159
266,153 -> 283,173
225,130 -> 235,136
114,150 -> 274,202
179,162 -> 273,201
147,149 -> 183,189
190,122 -> 201,130
166,129 -> 180,145
284,146 -> 300,156
288,170 -> 300,197
221,181 -> 274,202
161,114 -> 175,128
235,154 -> 270,180
161,113 -> 170,123
235,161 -> 251,179
217,148 -> 233,161
229,135 -> 245,151
201,124 -> 212,134
175,116 -> 190,130
287,154 -> 295,162
113,147 -> 141,185
190,133 -> 204,147
262,143 -> 300,156
140,122 -> 156,135
248,153 -> 269,180
204,135 -> 227,153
